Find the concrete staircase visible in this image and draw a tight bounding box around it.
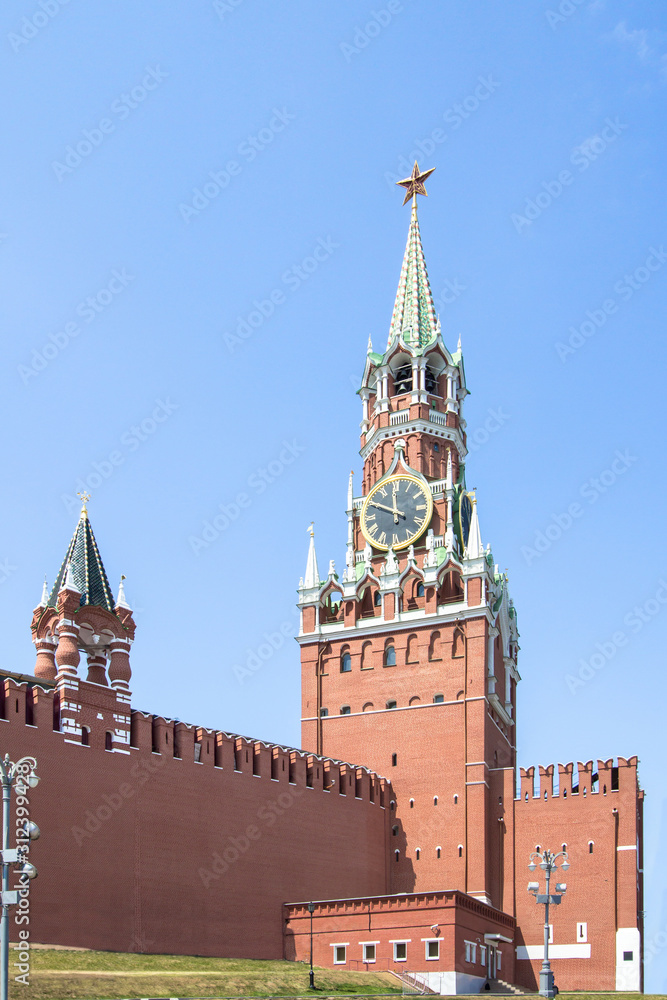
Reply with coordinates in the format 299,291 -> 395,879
483,978 -> 526,995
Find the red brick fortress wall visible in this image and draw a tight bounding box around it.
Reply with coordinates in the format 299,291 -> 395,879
1,673 -> 390,958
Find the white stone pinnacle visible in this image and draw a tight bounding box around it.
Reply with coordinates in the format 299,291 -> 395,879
303,525 -> 320,589
465,498 -> 483,560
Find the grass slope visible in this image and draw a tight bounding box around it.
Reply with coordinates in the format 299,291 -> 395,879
9,951 -> 400,1000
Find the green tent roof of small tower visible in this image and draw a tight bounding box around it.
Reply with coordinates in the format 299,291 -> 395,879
47,500 -> 116,613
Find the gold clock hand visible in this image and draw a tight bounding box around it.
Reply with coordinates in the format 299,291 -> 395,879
370,500 -> 405,517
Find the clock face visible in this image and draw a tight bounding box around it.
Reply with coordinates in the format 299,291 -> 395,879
360,474 -> 433,551
457,492 -> 473,548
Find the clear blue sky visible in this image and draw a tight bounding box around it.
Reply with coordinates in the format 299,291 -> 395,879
1,0 -> 666,986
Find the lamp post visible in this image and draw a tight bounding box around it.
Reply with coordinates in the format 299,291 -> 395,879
527,848 -> 570,999
0,756 -> 40,1000
307,901 -> 315,989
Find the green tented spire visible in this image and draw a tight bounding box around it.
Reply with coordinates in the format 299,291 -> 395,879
387,198 -> 439,351
48,502 -> 116,613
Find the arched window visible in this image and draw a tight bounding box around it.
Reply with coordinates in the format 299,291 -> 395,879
436,847 -> 441,859
409,798 -> 414,808
434,694 -> 444,704
81,726 -> 90,747
589,841 -> 594,854
392,825 -> 399,837
440,572 -> 463,604
362,701 -> 374,712
406,634 -> 418,664
340,705 -> 351,715
391,753 -> 397,766
374,590 -> 382,607
453,794 -> 458,804
433,796 -> 438,806
458,845 -> 463,858
384,644 -> 396,667
428,631 -> 442,662
386,700 -> 397,710
105,731 -> 113,751
320,708 -> 328,717
417,582 -> 425,597
452,628 -> 464,658
409,695 -> 420,706
393,364 -> 412,395
415,849 -> 421,861
340,650 -> 352,673
425,366 -> 438,394
361,642 -> 372,670
395,849 -> 400,862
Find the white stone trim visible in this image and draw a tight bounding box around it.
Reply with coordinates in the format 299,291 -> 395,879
517,944 -> 590,960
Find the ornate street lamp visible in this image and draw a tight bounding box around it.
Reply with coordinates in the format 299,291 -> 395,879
0,756 -> 40,1000
527,848 -> 570,998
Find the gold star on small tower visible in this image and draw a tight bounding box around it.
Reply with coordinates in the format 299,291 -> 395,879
396,161 -> 436,206
77,491 -> 91,516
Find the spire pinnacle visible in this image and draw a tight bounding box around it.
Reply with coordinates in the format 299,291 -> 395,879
303,523 -> 320,590
465,496 -> 483,560
38,577 -> 49,608
387,173 -> 439,350
116,575 -> 131,610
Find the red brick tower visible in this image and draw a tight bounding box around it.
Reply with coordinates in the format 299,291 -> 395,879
298,167 -> 520,909
30,495 -> 136,751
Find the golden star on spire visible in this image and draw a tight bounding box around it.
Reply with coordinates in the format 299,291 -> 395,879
396,161 -> 436,206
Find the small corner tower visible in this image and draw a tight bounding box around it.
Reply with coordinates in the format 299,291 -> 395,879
30,494 -> 135,751
298,166 -> 520,910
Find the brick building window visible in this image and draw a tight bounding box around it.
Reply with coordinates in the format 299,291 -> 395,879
436,847 -> 441,859
415,849 -> 420,860
395,850 -> 400,862
426,940 -> 440,961
480,945 -> 487,965
340,650 -> 352,673
392,825 -> 399,836
589,841 -> 594,853
458,845 -> 463,857
320,708 -> 328,717
391,753 -> 397,766
434,694 -> 444,703
464,941 -> 476,963
433,796 -> 438,805
361,642 -> 373,670
393,941 -> 408,961
386,700 -> 397,709
81,727 -> 90,746
362,943 -> 376,964
416,582 -> 425,597
105,731 -> 113,751
409,798 -> 414,808
384,644 -> 396,667
624,951 -> 634,961
340,706 -> 351,715
374,591 -> 382,607
333,945 -> 347,965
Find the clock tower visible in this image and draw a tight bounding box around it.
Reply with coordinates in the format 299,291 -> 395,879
297,165 -> 520,910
